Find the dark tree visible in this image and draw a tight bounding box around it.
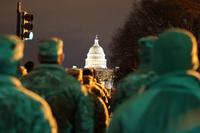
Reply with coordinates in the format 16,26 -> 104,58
110,0 -> 200,81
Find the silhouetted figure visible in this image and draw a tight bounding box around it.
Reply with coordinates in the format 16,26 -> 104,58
24,61 -> 34,73
108,29 -> 200,133
0,35 -> 57,133
22,38 -> 93,133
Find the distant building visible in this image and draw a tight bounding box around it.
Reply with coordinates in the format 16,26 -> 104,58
67,35 -> 114,93
84,35 -> 115,92
84,35 -> 107,69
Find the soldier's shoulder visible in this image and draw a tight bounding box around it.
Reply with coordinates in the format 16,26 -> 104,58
21,69 -> 42,81
64,74 -> 80,83
0,85 -> 42,113
114,88 -> 160,116
62,74 -> 82,89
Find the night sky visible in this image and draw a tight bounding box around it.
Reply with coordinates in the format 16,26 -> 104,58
0,0 -> 133,68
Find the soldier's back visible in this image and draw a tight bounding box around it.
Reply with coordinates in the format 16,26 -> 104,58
22,64 -> 93,133
0,75 -> 56,133
108,72 -> 200,133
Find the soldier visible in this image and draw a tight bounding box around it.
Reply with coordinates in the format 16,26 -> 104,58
111,36 -> 157,112
0,35 -> 57,133
21,38 -> 93,133
82,68 -> 111,107
67,68 -> 110,133
108,29 -> 200,133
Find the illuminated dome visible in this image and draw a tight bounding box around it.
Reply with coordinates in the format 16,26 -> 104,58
85,35 -> 107,69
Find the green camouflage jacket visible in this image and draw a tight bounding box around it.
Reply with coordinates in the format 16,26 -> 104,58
0,75 -> 57,133
108,71 -> 200,133
111,70 -> 156,112
86,91 -> 109,133
21,64 -> 94,133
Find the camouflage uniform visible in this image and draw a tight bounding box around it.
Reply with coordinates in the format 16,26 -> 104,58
84,79 -> 110,133
108,29 -> 200,133
67,68 -> 109,133
21,38 -> 93,133
83,75 -> 109,106
111,36 -> 157,112
87,89 -> 109,133
0,35 -> 57,133
82,68 -> 111,107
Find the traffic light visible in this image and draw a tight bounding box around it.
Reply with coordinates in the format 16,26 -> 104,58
21,11 -> 34,40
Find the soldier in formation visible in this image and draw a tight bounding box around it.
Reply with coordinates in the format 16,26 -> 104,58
0,35 -> 57,133
108,28 -> 200,133
111,36 -> 157,112
21,38 -> 94,133
67,68 -> 110,133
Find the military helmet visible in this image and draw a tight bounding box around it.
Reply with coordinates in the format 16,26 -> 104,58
0,35 -> 24,63
153,28 -> 199,74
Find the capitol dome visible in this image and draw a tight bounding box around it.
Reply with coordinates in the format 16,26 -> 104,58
84,35 -> 107,69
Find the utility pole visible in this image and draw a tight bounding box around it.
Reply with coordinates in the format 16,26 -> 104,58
16,2 -> 22,37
